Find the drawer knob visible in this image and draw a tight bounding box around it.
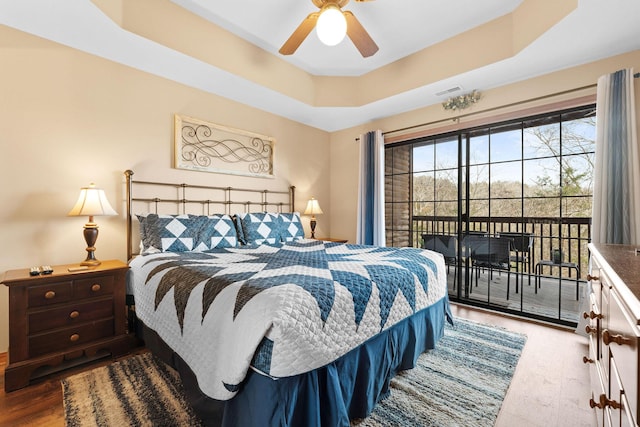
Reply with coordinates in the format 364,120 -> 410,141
69,333 -> 80,342
586,274 -> 599,282
582,311 -> 603,320
44,290 -> 56,299
585,325 -> 597,335
69,310 -> 80,319
590,394 -> 622,410
91,284 -> 101,292
602,329 -> 632,346
582,356 -> 594,364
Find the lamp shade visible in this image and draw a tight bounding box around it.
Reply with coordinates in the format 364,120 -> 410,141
68,183 -> 117,217
304,198 -> 323,215
316,5 -> 347,46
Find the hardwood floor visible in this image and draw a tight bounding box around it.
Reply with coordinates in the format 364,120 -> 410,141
0,304 -> 596,426
452,304 -> 596,427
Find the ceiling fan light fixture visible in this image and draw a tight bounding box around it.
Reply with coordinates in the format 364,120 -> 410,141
316,4 -> 347,46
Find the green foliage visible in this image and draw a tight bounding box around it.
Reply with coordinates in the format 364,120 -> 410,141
409,116 -> 595,219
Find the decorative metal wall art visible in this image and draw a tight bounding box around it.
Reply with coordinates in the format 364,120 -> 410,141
174,114 -> 275,178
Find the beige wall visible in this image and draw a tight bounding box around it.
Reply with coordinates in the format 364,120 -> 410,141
0,26 -> 330,352
328,50 -> 640,243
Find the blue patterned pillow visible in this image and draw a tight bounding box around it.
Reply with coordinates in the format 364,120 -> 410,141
136,214 -> 198,253
237,212 -> 280,245
278,212 -> 305,242
193,214 -> 238,250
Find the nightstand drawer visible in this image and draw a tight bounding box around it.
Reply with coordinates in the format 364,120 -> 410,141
28,298 -> 114,334
29,318 -> 114,358
27,281 -> 73,307
74,275 -> 114,298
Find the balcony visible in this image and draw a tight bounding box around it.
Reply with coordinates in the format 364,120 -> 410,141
411,215 -> 591,326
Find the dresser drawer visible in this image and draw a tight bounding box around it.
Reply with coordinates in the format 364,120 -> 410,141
27,281 -> 73,307
621,393 -> 636,427
28,298 -> 114,334
608,290 -> 639,422
611,357 -> 638,427
74,275 -> 114,299
589,338 -> 607,427
600,277 -> 612,381
28,318 -> 114,358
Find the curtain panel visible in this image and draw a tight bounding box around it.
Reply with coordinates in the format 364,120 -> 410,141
578,69 -> 638,336
592,68 -> 639,245
357,130 -> 385,246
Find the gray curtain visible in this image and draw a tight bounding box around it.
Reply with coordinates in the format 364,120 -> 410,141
578,68 -> 638,336
356,130 -> 385,246
592,68 -> 639,244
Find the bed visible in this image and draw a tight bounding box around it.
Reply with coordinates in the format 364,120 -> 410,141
124,170 -> 452,427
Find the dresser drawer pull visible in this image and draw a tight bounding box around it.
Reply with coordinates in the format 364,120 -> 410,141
69,311 -> 80,319
44,290 -> 56,299
585,325 -> 597,335
586,274 -> 599,282
69,333 -> 80,342
589,397 -> 602,409
582,356 -> 594,364
91,284 -> 101,292
582,311 -> 603,320
590,394 -> 622,410
602,329 -> 632,346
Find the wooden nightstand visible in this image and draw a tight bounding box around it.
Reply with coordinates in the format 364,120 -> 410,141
1,260 -> 139,391
315,237 -> 348,243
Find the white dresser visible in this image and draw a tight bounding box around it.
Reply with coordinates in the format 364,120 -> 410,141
586,243 -> 640,427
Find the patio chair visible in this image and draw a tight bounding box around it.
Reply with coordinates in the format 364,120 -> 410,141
498,231 -> 533,273
422,234 -> 458,287
468,236 -> 513,299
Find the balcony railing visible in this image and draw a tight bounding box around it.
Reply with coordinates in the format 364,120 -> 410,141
397,215 -> 591,326
410,215 -> 591,278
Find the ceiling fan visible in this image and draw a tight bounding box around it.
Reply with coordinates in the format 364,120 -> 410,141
279,0 -> 379,58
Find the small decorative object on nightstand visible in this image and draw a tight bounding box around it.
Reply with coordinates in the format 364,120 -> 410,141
1,260 -> 138,392
68,183 -> 118,266
304,197 -> 323,238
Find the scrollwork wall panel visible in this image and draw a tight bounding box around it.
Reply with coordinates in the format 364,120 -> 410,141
174,114 -> 274,178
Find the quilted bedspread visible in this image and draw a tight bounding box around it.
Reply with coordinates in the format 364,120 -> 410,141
128,239 -> 448,401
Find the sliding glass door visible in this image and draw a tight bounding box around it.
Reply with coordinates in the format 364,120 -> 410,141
385,105 -> 595,326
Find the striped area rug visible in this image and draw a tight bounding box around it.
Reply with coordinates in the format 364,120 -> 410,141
62,318 -> 525,427
354,318 -> 527,426
62,352 -> 202,427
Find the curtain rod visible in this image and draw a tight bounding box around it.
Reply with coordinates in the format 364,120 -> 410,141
355,73 -> 639,142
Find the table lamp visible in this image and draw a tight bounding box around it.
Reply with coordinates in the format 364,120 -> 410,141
304,197 -> 323,238
68,183 -> 117,266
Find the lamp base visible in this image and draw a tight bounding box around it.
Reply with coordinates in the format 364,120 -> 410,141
310,219 -> 317,239
80,258 -> 101,267
80,224 -> 101,266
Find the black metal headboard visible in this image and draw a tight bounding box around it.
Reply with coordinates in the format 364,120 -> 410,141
124,170 -> 295,260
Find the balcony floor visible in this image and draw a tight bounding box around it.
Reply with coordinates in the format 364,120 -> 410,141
445,266 -> 584,324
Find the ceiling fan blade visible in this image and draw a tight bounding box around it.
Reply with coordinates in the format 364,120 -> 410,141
343,11 -> 379,57
279,12 -> 319,55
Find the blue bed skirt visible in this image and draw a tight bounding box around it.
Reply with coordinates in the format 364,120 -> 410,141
143,295 -> 452,427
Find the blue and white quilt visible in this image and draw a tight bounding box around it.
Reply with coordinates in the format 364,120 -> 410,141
128,239 -> 448,401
